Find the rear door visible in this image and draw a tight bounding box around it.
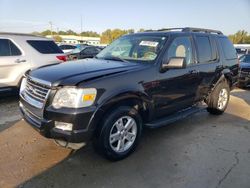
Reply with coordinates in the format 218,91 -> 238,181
217,37 -> 238,85
0,38 -> 26,88
192,34 -> 222,101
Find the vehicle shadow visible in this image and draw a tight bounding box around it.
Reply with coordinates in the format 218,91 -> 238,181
0,94 -> 21,132
231,88 -> 250,106
17,110 -> 250,188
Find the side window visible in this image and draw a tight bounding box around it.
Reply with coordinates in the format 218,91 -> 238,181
82,48 -> 92,54
196,36 -> 213,63
219,37 -> 237,60
167,36 -> 193,65
27,40 -> 63,54
0,39 -> 21,56
59,45 -> 66,50
69,45 -> 76,49
93,48 -> 101,53
0,39 -> 11,56
84,47 -> 99,54
10,40 -> 22,56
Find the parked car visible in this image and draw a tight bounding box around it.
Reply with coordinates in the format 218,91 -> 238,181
0,33 -> 66,94
58,44 -> 77,53
238,54 -> 250,88
67,46 -> 102,60
236,48 -> 249,58
19,28 -> 238,160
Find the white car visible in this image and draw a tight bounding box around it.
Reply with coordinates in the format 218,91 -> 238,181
0,33 -> 66,94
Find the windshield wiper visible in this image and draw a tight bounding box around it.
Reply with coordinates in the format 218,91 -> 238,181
103,56 -> 130,63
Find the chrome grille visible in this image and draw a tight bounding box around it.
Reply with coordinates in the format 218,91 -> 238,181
23,77 -> 51,108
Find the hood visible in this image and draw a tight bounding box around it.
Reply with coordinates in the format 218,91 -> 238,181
28,58 -> 144,86
240,62 -> 250,69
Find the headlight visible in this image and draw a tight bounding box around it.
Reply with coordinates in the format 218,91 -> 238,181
19,77 -> 27,95
52,88 -> 97,109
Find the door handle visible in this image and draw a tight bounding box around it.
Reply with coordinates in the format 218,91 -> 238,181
15,59 -> 26,63
189,70 -> 199,74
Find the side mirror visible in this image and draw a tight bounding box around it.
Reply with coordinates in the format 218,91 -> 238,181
162,57 -> 186,70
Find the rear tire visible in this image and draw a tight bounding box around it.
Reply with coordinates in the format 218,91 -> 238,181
207,81 -> 230,115
94,106 -> 142,161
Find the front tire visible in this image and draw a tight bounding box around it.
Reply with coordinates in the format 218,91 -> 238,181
94,106 -> 142,161
207,81 -> 230,115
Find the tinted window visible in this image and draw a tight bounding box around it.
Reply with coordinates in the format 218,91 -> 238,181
236,48 -> 247,54
10,41 -> 22,55
196,36 -> 213,63
94,47 -> 101,53
167,36 -> 193,65
59,45 -> 76,50
0,39 -> 11,56
240,55 -> 250,63
27,40 -> 63,54
59,45 -> 66,50
0,39 -> 21,56
82,47 -> 94,54
219,37 -> 237,60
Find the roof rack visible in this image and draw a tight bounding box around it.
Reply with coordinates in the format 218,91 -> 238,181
182,27 -> 223,35
144,27 -> 223,35
0,32 -> 44,37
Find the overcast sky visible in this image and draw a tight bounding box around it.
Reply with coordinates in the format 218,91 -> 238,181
0,0 -> 249,35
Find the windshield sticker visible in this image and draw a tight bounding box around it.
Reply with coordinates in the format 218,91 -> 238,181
139,41 -> 159,47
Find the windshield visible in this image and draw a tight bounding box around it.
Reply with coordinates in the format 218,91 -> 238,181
240,55 -> 250,63
96,35 -> 167,63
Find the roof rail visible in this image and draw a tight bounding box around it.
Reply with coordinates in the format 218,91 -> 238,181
182,27 -> 223,35
0,32 -> 43,37
144,27 -> 223,35
144,28 -> 184,32
157,28 -> 184,32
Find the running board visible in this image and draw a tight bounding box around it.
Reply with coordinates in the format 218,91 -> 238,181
145,106 -> 205,128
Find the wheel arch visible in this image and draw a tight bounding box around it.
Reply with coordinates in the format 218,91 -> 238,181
87,91 -> 153,134
221,68 -> 234,88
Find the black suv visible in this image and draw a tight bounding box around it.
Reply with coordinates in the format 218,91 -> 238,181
238,54 -> 250,88
19,28 -> 238,160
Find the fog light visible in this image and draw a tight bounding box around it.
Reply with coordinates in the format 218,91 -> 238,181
55,121 -> 73,131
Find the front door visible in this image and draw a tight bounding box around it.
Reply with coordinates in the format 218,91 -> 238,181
0,38 -> 25,88
154,35 -> 201,118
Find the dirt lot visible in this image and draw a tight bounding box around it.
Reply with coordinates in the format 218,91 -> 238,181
0,89 -> 250,188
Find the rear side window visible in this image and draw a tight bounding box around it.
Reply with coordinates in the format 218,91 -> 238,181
196,36 -> 213,63
219,37 -> 237,60
27,40 -> 63,54
0,39 -> 22,56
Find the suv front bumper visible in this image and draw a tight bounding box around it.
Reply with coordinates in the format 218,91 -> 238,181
20,99 -> 96,143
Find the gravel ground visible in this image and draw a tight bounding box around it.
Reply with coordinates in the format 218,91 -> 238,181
0,89 -> 250,188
